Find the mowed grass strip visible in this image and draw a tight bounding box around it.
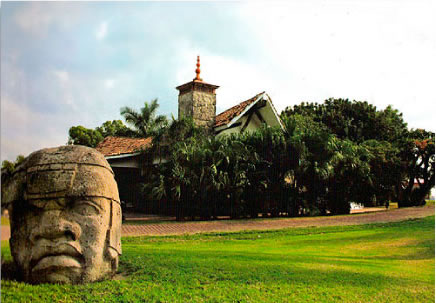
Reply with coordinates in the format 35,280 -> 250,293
1,217 -> 434,303
1,216 -> 10,226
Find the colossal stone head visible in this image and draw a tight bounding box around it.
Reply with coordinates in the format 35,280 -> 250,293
2,145 -> 121,284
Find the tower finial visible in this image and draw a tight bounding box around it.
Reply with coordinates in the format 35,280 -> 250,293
194,55 -> 202,81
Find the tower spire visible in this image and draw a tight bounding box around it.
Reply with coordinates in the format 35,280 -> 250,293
194,55 -> 203,81
177,56 -> 219,132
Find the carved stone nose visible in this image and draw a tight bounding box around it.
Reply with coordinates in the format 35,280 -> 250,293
29,210 -> 81,243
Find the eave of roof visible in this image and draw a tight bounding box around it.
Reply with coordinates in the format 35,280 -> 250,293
263,93 -> 284,130
105,152 -> 141,160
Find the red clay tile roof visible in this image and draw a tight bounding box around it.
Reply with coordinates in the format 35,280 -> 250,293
214,92 -> 264,128
96,136 -> 152,157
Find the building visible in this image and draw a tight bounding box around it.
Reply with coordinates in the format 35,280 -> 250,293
96,57 -> 283,210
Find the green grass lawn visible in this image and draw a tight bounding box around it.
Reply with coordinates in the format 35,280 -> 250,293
2,217 -> 434,303
426,200 -> 435,206
1,216 -> 10,226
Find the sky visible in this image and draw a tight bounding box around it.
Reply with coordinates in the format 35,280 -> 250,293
1,1 -> 435,161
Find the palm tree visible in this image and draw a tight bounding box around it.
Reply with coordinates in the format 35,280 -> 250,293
327,138 -> 372,214
120,99 -> 168,138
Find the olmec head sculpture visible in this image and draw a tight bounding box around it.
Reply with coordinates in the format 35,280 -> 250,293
2,145 -> 121,284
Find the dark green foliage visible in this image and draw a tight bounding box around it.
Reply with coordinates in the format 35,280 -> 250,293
143,120 -> 272,219
361,140 -> 402,206
1,155 -> 25,175
62,96 -> 433,216
68,125 -> 104,147
142,113 -> 376,218
283,98 -> 434,208
282,98 -> 408,143
95,120 -> 135,138
141,98 -> 434,218
397,129 -> 435,207
327,138 -> 372,214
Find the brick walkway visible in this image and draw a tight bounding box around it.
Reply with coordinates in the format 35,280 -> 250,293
122,205 -> 434,236
1,225 -> 10,242
1,206 -> 433,241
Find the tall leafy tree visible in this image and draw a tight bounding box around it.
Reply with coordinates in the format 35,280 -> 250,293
241,122 -> 298,217
212,135 -> 257,218
375,106 -> 408,143
120,99 -> 168,138
96,120 -> 134,137
68,125 -> 103,147
68,120 -> 133,147
327,138 -> 372,214
282,98 -> 408,143
141,116 -> 208,218
291,114 -> 337,215
282,98 -> 434,209
361,140 -> 402,206
397,129 -> 435,206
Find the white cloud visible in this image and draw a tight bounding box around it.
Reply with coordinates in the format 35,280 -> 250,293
53,70 -> 69,83
170,2 -> 435,131
96,21 -> 108,40
14,4 -> 55,36
13,2 -> 83,37
51,69 -> 76,109
104,79 -> 115,88
1,96 -> 69,161
234,1 -> 436,130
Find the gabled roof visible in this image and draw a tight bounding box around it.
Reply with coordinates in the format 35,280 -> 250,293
214,92 -> 265,128
96,136 -> 152,157
214,91 -> 283,130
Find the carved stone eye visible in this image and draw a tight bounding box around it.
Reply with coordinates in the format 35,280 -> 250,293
72,200 -> 100,216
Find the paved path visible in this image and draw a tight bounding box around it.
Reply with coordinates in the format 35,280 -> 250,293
1,225 -> 10,242
1,206 -> 433,241
122,205 -> 434,236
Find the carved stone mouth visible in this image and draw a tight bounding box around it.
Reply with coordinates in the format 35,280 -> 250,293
32,254 -> 82,272
30,243 -> 83,272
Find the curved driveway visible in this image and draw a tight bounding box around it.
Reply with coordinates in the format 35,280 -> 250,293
122,205 -> 434,237
1,206 -> 433,241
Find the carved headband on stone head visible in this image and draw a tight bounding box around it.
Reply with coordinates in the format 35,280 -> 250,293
2,145 -> 121,255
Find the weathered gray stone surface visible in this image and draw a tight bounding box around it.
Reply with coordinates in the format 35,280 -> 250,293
177,81 -> 218,132
192,90 -> 217,130
2,145 -> 121,284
